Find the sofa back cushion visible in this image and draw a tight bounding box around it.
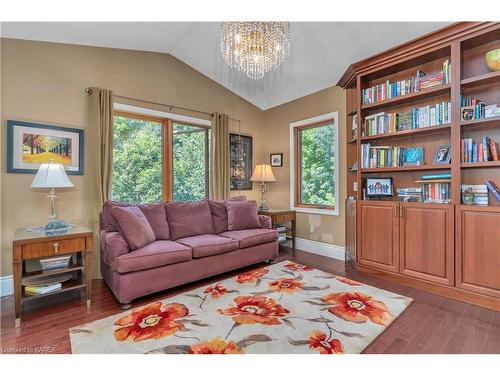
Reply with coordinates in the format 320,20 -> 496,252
101,201 -> 131,231
139,203 -> 170,240
226,200 -> 261,231
165,200 -> 215,240
208,195 -> 247,234
111,206 -> 156,250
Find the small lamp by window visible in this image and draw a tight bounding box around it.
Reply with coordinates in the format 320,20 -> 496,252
31,160 -> 74,222
250,164 -> 276,210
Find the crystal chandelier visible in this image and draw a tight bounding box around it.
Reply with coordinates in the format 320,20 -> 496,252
220,22 -> 291,80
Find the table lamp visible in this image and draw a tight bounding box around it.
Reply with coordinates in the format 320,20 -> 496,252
250,164 -> 276,210
31,160 -> 74,222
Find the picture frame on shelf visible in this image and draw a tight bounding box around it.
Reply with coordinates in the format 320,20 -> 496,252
6,120 -> 84,175
365,177 -> 393,198
403,147 -> 424,166
270,153 -> 283,167
432,144 -> 451,164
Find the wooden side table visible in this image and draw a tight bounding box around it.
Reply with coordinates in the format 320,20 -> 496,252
258,209 -> 296,252
12,225 -> 93,327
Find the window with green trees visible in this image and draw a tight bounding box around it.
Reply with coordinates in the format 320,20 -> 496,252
172,123 -> 210,201
112,115 -> 163,204
111,114 -> 210,204
296,121 -> 336,209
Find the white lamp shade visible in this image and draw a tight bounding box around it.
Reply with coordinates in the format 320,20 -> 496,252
30,162 -> 74,189
250,164 -> 276,183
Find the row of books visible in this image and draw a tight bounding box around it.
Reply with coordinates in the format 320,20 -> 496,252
361,59 -> 451,105
363,101 -> 451,136
351,114 -> 358,140
396,187 -> 422,202
422,182 -> 451,204
462,184 -> 488,206
276,226 -> 288,242
461,137 -> 499,163
25,282 -> 62,296
361,144 -> 424,168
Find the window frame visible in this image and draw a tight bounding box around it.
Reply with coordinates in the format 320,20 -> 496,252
113,110 -> 210,202
289,112 -> 339,216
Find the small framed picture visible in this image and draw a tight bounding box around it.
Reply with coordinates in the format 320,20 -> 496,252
366,177 -> 393,197
433,144 -> 451,164
6,120 -> 84,175
270,153 -> 283,167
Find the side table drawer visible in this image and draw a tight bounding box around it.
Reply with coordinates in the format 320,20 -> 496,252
274,213 -> 295,223
22,237 -> 86,259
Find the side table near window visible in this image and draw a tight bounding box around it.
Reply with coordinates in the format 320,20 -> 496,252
12,226 -> 93,327
258,209 -> 296,253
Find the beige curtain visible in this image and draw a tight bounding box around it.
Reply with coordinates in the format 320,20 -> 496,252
210,113 -> 230,200
88,87 -> 114,278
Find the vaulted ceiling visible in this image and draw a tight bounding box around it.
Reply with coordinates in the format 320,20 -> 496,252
1,22 -> 449,109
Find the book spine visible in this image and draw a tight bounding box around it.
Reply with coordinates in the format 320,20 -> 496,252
486,181 -> 500,202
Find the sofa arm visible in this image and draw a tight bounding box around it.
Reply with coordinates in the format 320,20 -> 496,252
258,215 -> 272,229
100,231 -> 130,268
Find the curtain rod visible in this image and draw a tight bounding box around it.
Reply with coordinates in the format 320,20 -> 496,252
84,88 -> 241,123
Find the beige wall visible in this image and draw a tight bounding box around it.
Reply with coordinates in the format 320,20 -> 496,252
0,38 -> 347,278
0,38 -> 264,277
260,86 -> 346,247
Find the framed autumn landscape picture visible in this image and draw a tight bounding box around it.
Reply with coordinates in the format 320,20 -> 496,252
7,120 -> 84,174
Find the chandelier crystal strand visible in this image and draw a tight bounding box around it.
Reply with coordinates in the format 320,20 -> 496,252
220,22 -> 291,80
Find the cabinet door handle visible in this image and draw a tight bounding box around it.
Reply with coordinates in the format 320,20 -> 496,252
399,206 -> 404,217
53,242 -> 59,253
394,207 -> 398,217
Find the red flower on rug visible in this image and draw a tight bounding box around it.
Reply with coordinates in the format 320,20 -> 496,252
204,283 -> 227,298
236,268 -> 268,284
218,295 -> 289,325
284,262 -> 314,272
189,337 -> 243,354
335,276 -> 364,286
114,302 -> 188,342
321,292 -> 394,326
268,278 -> 304,294
308,331 -> 345,354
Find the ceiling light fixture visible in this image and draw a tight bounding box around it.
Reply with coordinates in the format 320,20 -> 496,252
220,22 -> 291,80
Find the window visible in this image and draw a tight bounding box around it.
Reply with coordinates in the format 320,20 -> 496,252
112,115 -> 163,204
290,112 -> 338,216
172,122 -> 210,201
111,112 -> 210,203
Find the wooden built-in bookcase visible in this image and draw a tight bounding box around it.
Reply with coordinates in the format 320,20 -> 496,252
340,22 -> 500,311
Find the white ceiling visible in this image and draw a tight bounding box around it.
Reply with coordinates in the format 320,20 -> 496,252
1,22 -> 450,110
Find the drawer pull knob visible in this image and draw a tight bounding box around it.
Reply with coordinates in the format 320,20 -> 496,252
53,243 -> 59,253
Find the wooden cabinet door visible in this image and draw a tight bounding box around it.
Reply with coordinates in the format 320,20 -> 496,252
458,207 -> 500,298
359,201 -> 399,272
400,203 -> 454,285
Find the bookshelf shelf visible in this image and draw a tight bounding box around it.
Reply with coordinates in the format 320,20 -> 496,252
361,164 -> 451,173
361,124 -> 451,141
460,116 -> 500,129
22,264 -> 84,283
21,279 -> 86,302
348,138 -> 357,144
461,70 -> 500,88
361,84 -> 451,111
461,161 -> 500,168
347,110 -> 357,116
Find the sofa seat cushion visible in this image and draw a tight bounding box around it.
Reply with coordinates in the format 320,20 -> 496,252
176,234 -> 239,258
219,228 -> 277,249
115,240 -> 192,273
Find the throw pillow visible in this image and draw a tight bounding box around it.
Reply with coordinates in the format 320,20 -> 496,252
226,200 -> 261,231
111,206 -> 156,250
208,195 -> 247,234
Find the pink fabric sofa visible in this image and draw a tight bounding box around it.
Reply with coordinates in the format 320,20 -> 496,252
99,197 -> 278,307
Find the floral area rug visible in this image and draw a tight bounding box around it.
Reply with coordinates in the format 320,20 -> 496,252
69,261 -> 412,354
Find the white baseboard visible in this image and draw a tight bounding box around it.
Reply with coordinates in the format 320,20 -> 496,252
294,238 -> 345,261
1,275 -> 13,297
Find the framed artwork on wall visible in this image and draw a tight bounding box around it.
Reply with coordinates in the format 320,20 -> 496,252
270,153 -> 283,167
230,133 -> 253,190
7,120 -> 84,175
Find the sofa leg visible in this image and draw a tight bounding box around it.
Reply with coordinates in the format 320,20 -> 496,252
120,303 -> 132,310
267,258 -> 277,264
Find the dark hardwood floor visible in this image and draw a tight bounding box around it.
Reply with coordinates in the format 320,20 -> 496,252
1,248 -> 499,354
